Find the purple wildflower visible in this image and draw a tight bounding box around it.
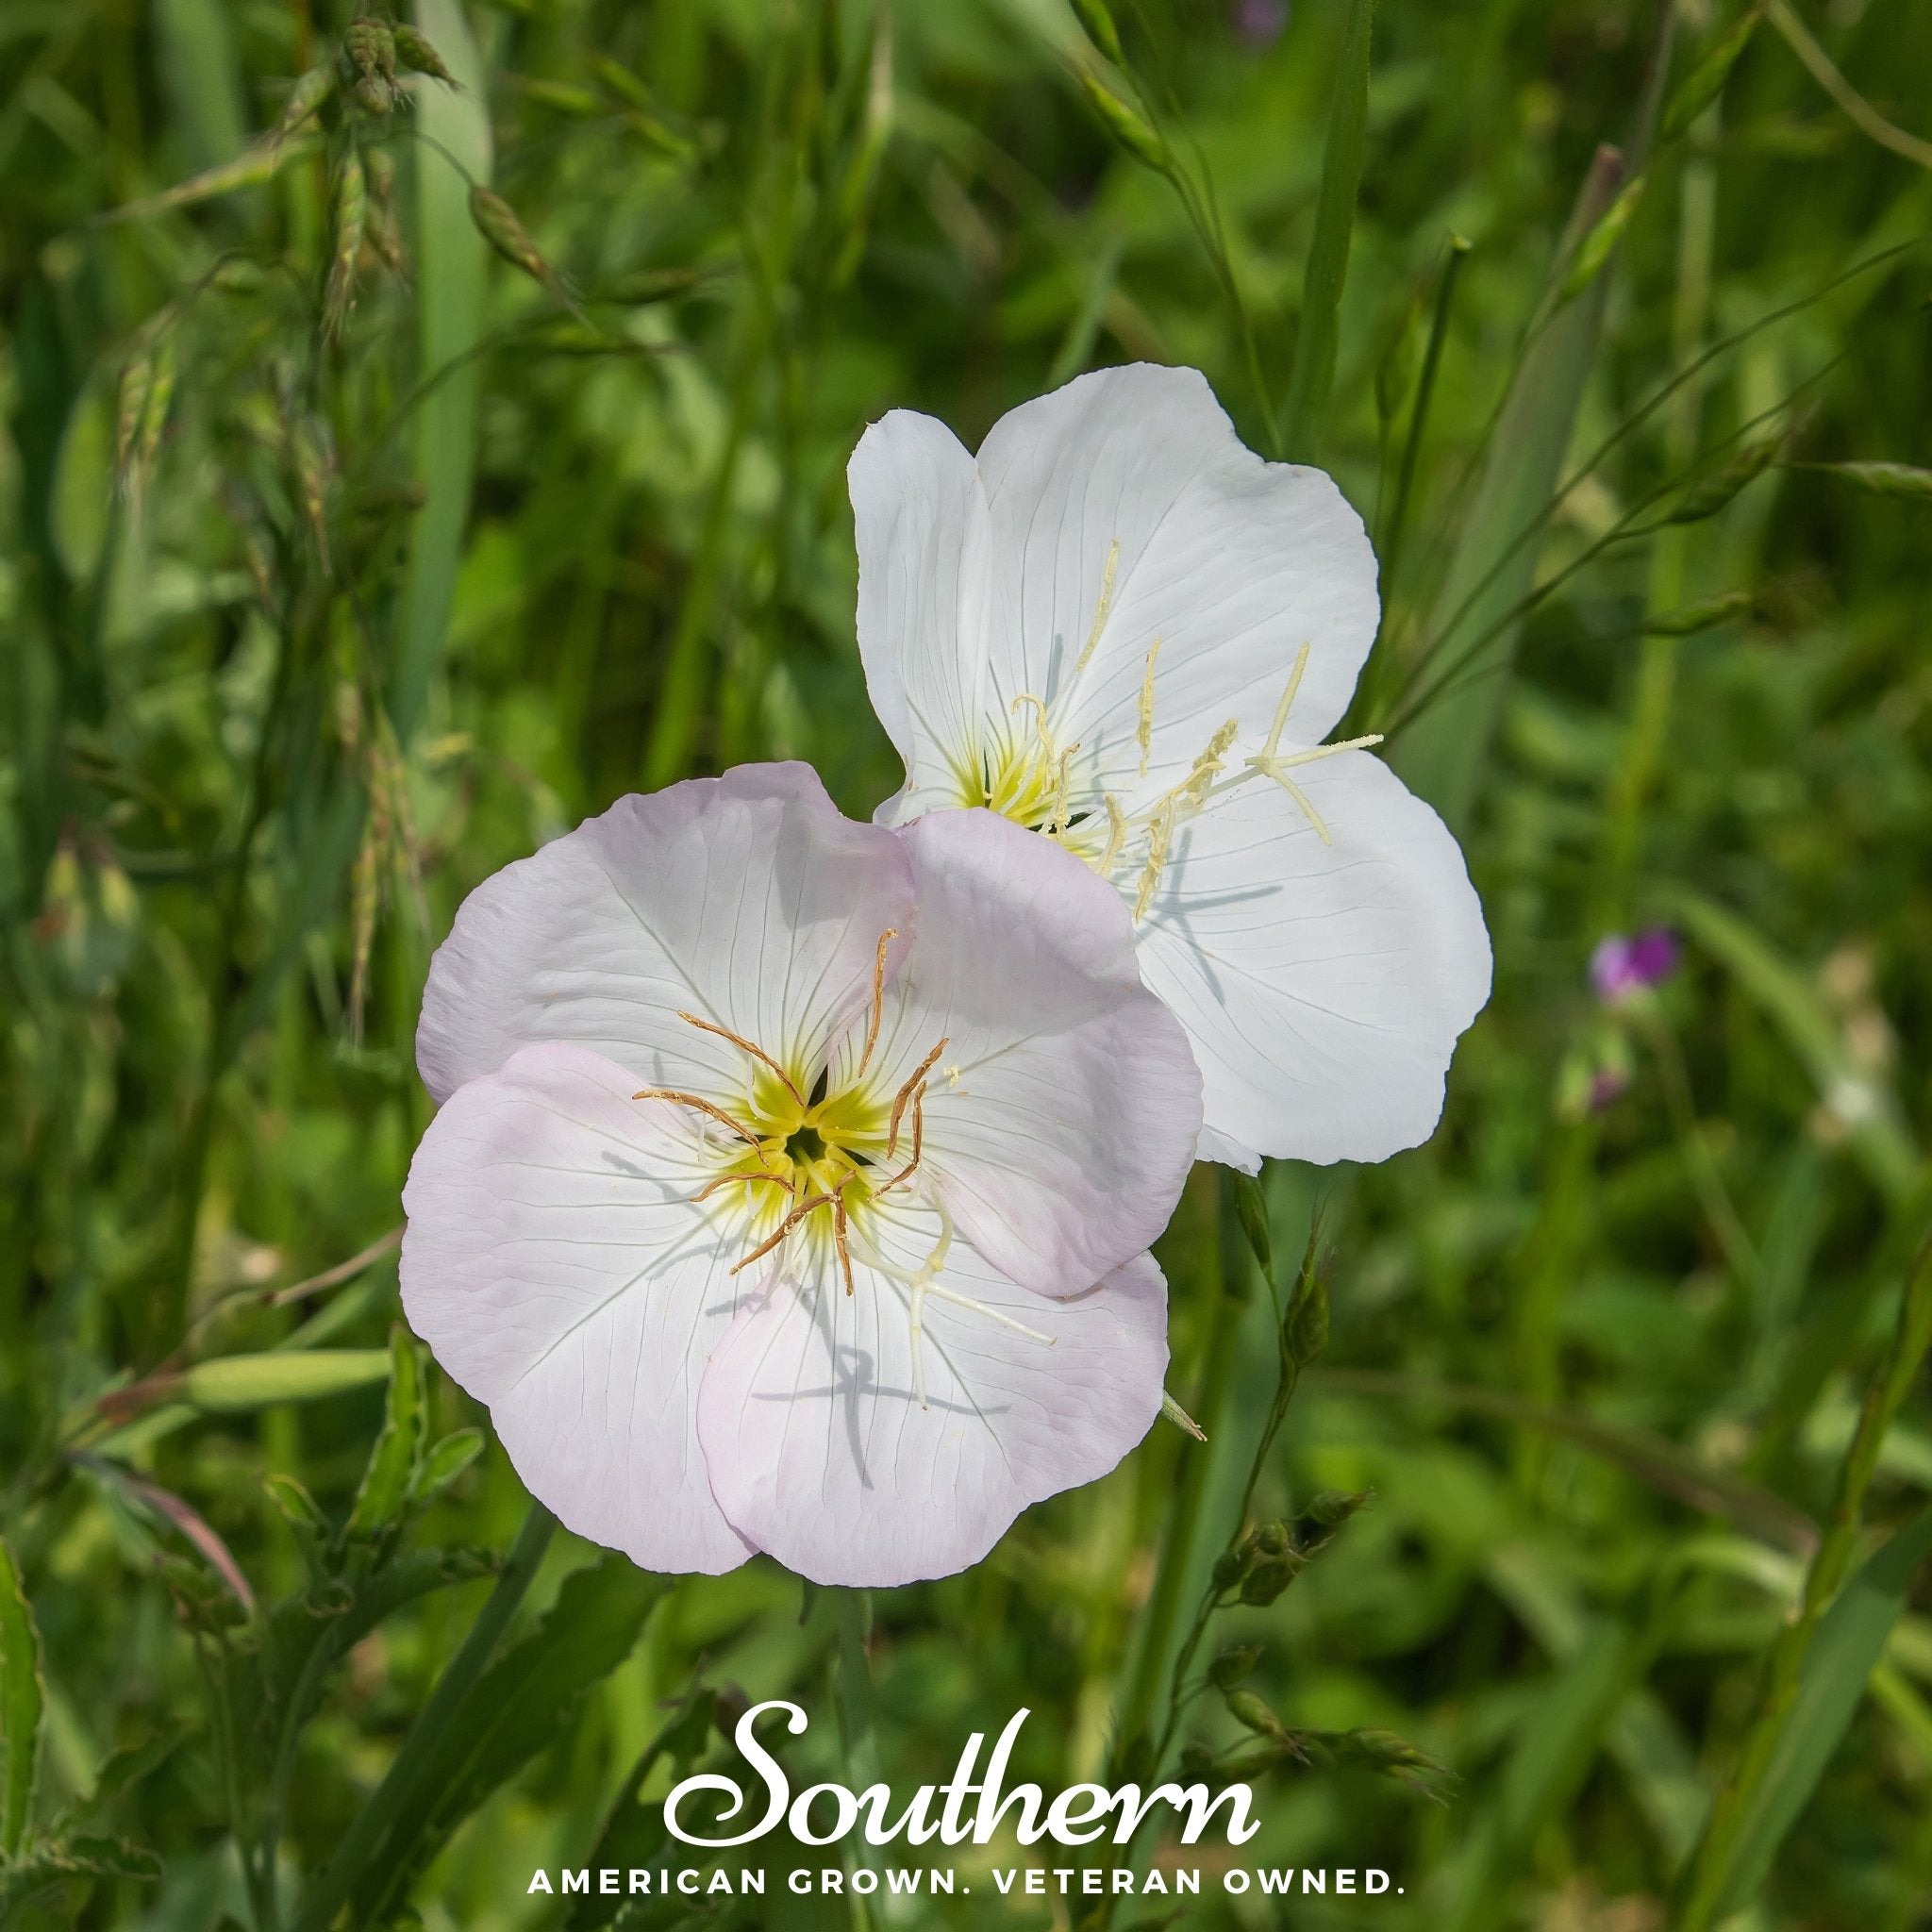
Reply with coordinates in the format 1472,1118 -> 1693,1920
1232,0 -> 1289,48
1590,926 -> 1680,1005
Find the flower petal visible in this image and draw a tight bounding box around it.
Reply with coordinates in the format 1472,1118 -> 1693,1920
399,1041 -> 754,1575
854,809 -> 1200,1294
972,364 -> 1378,803
849,408 -> 994,815
1134,752 -> 1491,1166
416,762 -> 915,1105
696,1206 -> 1167,1586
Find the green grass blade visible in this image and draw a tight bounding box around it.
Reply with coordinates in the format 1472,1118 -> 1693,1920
1712,1507 -> 1932,1917
1389,142 -> 1625,829
391,0 -> 493,742
1279,0 -> 1375,460
153,0 -> 246,174
0,1537 -> 44,1857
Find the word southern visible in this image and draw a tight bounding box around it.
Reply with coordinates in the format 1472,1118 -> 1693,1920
663,1702 -> 1261,1850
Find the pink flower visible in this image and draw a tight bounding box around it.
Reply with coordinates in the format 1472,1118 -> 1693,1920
400,764 -> 1199,1586
1590,927 -> 1679,1005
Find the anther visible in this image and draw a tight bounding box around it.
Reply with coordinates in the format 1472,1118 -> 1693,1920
855,927 -> 898,1080
888,1038 -> 948,1156
1137,638 -> 1162,777
1074,537 -> 1121,676
876,1086 -> 926,1196
634,1089 -> 766,1148
834,1196 -> 856,1296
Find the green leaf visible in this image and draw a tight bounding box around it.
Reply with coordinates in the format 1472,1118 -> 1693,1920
1663,886 -> 1919,1201
0,1538 -> 44,1857
1392,144 -> 1627,830
153,0 -> 247,173
0,1834 -> 163,1914
342,1555 -> 668,1926
1280,0 -> 1375,458
348,1327 -> 426,1541
1713,1507 -> 1932,1917
569,1690 -> 720,1928
52,1726 -> 188,1835
180,1349 -> 391,1411
407,1429 -> 485,1516
264,1472 -> 329,1541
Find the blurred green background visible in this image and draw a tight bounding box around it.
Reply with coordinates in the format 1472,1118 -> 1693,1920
4,0 -> 1932,1926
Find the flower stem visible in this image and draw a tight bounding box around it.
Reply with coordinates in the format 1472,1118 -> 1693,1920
834,1589 -> 882,1931
1109,1174 -> 1249,1773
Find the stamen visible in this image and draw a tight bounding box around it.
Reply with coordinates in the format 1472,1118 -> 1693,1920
1137,637 -> 1162,777
634,1089 -> 766,1149
875,1086 -> 925,1195
855,927 -> 898,1080
691,1169 -> 788,1204
921,1282 -> 1058,1346
675,1012 -> 804,1108
1263,642 -> 1312,759
1178,720 -> 1239,813
1098,792 -> 1128,874
729,1186 -> 841,1275
1047,741 -> 1080,838
1133,801 -> 1176,921
1271,733 -> 1384,769
834,1196 -> 856,1297
888,1037 -> 948,1156
1074,537 -> 1121,676
1010,691 -> 1053,758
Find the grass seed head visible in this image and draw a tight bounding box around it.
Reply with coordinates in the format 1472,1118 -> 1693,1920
392,24 -> 457,87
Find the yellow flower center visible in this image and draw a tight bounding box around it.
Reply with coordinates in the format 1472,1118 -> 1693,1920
634,933 -> 944,1296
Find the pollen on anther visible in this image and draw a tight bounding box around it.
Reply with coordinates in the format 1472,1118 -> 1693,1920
1137,638 -> 1162,778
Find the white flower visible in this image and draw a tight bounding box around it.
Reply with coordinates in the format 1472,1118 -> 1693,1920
850,361 -> 1492,1172
401,764 -> 1199,1585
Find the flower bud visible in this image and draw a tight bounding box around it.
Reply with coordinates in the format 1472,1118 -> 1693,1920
274,65 -> 334,149
343,17 -> 396,85
1239,1553 -> 1304,1606
1208,1643 -> 1262,1690
114,352 -> 153,489
1661,4 -> 1763,142
1302,1488 -> 1371,1529
1667,425 -> 1786,524
1078,72 -> 1169,170
469,185 -> 571,307
1071,0 -> 1127,66
1224,1689 -> 1287,1739
393,24 -> 457,87
1559,174 -> 1644,301
1210,1543 -> 1252,1591
1233,1170 -> 1272,1276
325,149 -> 368,339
